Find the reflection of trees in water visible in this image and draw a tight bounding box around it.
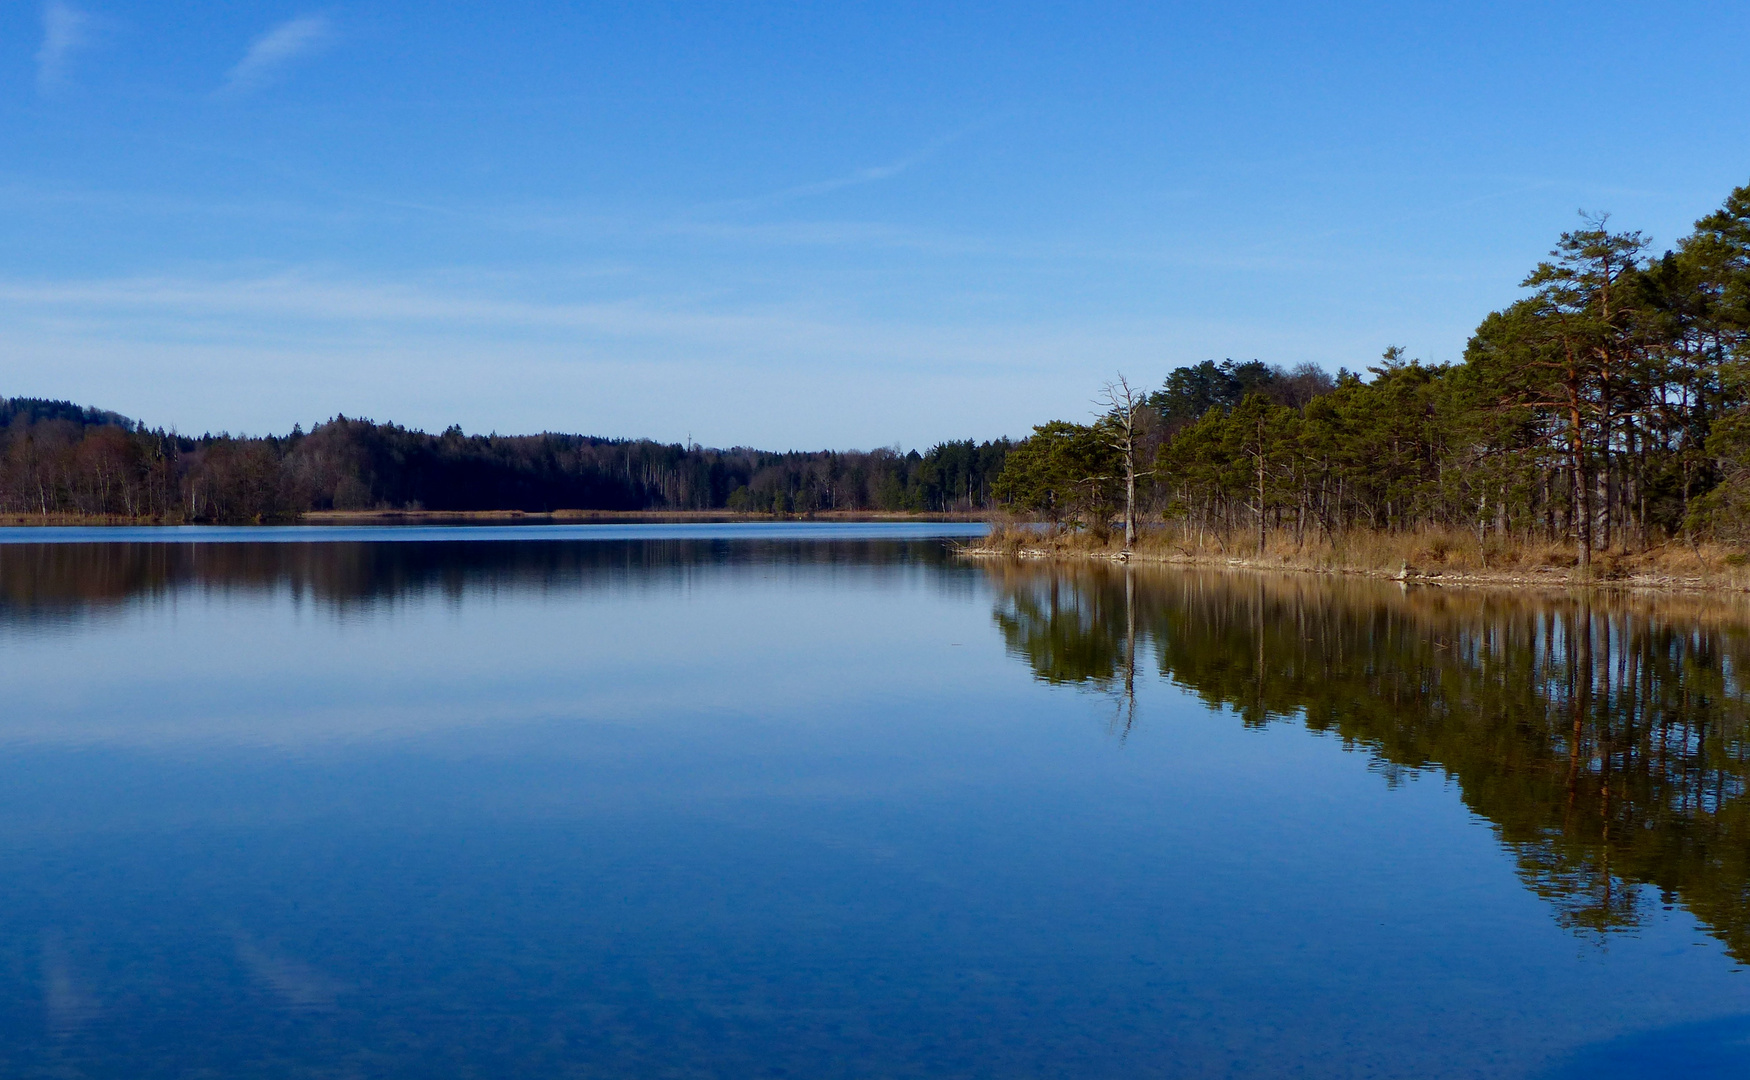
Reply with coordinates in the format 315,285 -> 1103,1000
986,562 -> 1750,960
0,539 -> 965,624
990,564 -> 1139,736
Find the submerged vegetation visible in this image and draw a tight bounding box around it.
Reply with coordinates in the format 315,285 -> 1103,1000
0,399 -> 1011,522
993,180 -> 1750,570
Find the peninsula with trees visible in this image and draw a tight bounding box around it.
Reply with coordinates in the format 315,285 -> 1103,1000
983,179 -> 1750,586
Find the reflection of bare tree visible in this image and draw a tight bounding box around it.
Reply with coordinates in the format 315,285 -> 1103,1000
989,566 -> 1127,689
1119,567 -> 1137,738
988,559 -> 1142,736
984,562 -> 1750,960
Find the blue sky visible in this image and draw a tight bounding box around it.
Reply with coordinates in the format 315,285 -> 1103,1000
3,2 -> 1748,449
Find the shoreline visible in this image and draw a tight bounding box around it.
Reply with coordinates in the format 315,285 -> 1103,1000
0,509 -> 987,527
303,508 -> 985,524
957,544 -> 1750,595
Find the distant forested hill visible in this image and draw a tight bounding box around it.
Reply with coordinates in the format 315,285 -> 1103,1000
0,401 -> 1010,521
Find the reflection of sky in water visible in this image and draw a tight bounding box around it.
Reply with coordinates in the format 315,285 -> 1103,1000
0,530 -> 1745,1078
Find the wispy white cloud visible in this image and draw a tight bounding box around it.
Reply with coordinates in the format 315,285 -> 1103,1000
0,266 -> 1403,449
222,15 -> 331,95
0,271 -> 969,358
0,268 -> 1304,396
763,159 -> 916,201
37,1 -> 93,94
701,125 -> 982,213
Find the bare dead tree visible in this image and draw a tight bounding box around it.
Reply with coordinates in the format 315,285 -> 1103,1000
1097,374 -> 1149,550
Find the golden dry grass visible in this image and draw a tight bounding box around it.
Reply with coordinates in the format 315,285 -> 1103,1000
974,520 -> 1750,592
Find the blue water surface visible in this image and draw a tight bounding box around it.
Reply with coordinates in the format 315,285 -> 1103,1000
0,521 -> 990,544
0,526 -> 1742,1078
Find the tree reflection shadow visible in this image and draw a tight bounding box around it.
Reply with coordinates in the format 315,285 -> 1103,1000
986,561 -> 1750,960
0,537 -> 962,625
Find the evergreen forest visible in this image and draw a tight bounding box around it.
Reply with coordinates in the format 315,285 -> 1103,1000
993,180 -> 1750,566
0,399 -> 1010,521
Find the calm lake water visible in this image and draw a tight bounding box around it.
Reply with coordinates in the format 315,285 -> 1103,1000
1,523 -> 1747,1078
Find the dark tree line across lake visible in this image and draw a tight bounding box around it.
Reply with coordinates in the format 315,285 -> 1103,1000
994,179 -> 1750,565
0,398 -> 1012,521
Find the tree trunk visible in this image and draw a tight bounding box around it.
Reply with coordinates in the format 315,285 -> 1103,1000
1571,406 -> 1592,571
1124,451 -> 1137,550
1256,446 -> 1266,555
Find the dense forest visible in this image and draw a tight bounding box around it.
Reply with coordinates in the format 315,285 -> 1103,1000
0,398 -> 1010,521
995,179 -> 1750,566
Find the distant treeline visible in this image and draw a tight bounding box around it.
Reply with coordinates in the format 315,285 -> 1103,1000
995,178 -> 1750,565
0,398 -> 1011,521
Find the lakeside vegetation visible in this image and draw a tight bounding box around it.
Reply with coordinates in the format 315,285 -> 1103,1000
977,520 -> 1750,590
992,180 -> 1750,572
0,399 -> 1011,522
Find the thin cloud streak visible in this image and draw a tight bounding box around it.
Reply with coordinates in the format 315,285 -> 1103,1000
0,271 -> 1410,447
699,124 -> 982,213
0,170 -> 1360,272
0,270 -> 1319,387
766,159 -> 913,201
36,1 -> 92,93
0,272 -> 1039,363
222,15 -> 331,95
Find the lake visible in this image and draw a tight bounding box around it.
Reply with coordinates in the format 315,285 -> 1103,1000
0,523 -> 1746,1078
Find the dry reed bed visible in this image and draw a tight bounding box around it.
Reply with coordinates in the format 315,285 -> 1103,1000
967,523 -> 1750,593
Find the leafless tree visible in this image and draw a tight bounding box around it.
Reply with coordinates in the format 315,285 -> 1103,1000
1097,374 -> 1149,550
